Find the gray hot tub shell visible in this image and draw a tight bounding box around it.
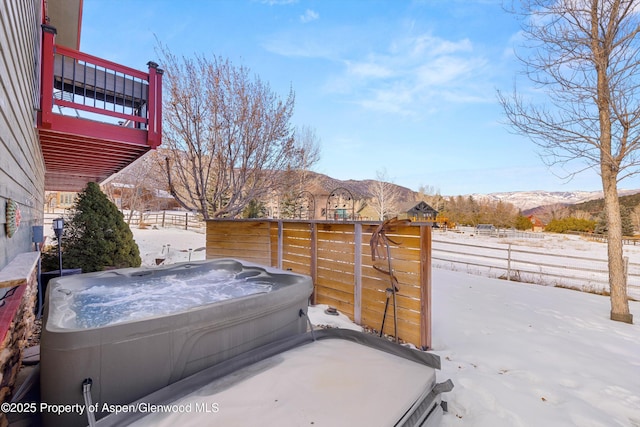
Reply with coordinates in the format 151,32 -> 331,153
40,259 -> 313,427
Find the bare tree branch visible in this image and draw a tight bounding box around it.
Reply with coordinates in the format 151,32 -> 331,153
368,169 -> 402,221
500,0 -> 638,322
156,43 -> 298,219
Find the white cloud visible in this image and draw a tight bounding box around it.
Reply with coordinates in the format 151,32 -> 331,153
259,0 -> 298,5
415,55 -> 484,86
300,9 -> 319,23
262,26 -> 356,60
357,86 -> 417,116
330,33 -> 492,116
408,34 -> 473,57
262,36 -> 335,58
264,21 -> 495,117
345,60 -> 393,78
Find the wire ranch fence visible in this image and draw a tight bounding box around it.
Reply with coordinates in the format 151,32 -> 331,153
125,211 -> 204,231
432,236 -> 640,300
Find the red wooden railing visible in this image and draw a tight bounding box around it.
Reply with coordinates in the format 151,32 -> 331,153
39,24 -> 163,148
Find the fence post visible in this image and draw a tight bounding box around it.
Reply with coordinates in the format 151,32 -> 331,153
624,256 -> 629,291
185,213 -> 188,230
310,222 -> 317,305
277,220 -> 283,270
507,243 -> 512,281
162,211 -> 166,228
419,225 -> 432,350
354,222 -> 362,325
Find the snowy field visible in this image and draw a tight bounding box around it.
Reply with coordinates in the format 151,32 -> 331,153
132,227 -> 640,427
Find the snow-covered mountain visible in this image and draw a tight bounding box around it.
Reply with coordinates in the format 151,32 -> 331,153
466,189 -> 640,211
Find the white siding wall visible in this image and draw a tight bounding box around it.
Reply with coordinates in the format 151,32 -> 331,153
0,0 -> 45,268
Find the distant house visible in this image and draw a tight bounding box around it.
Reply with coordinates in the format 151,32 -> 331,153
102,183 -> 180,212
45,191 -> 78,212
527,215 -> 546,232
397,201 -> 438,222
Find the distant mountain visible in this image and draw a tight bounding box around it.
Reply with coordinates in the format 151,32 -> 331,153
110,161 -> 640,214
299,171 -> 416,201
567,191 -> 640,215
302,172 -> 640,212
466,189 -> 640,211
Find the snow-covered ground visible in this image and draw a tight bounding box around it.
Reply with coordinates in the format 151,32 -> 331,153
132,227 -> 208,265
431,269 -> 639,427
131,227 -> 640,427
432,229 -> 640,300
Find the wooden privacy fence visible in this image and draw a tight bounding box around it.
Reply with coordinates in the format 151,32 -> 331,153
206,219 -> 433,349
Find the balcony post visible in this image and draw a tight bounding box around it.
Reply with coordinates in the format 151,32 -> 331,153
40,25 -> 57,128
156,67 -> 164,147
146,61 -> 164,148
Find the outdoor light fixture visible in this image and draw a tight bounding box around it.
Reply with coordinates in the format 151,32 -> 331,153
52,218 -> 64,276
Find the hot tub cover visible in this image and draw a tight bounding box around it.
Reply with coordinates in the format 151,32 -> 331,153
95,328 -> 453,427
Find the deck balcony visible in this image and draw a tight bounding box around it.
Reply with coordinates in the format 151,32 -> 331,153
37,25 -> 163,191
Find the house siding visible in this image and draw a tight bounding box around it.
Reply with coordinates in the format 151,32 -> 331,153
0,0 -> 45,269
0,0 -> 45,409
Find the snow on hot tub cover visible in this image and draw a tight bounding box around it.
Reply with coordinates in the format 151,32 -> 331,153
95,328 -> 454,427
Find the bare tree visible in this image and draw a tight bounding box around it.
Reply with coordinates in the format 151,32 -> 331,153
274,125 -> 321,219
571,210 -> 594,220
489,200 -> 519,229
416,184 -> 445,211
103,152 -> 167,224
44,192 -> 57,213
368,169 -> 402,221
158,44 -> 298,219
292,125 -> 321,192
499,0 -> 638,323
442,195 -> 483,226
632,204 -> 640,232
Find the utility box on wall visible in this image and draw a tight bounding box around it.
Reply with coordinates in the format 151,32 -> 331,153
32,226 -> 44,245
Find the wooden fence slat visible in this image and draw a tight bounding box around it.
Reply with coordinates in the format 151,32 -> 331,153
361,289 -> 422,311
282,229 -> 313,239
205,219 -> 432,348
316,251 -> 355,264
281,252 -> 311,265
316,271 -> 356,288
281,261 -> 312,275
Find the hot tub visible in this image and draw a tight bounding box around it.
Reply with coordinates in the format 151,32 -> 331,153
40,259 -> 313,427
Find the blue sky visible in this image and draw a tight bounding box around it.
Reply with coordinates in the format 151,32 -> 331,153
79,0 -> 636,196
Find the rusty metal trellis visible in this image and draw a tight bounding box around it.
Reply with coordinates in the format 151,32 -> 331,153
370,217 -> 411,342
294,191 -> 315,220
325,187 -> 354,221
